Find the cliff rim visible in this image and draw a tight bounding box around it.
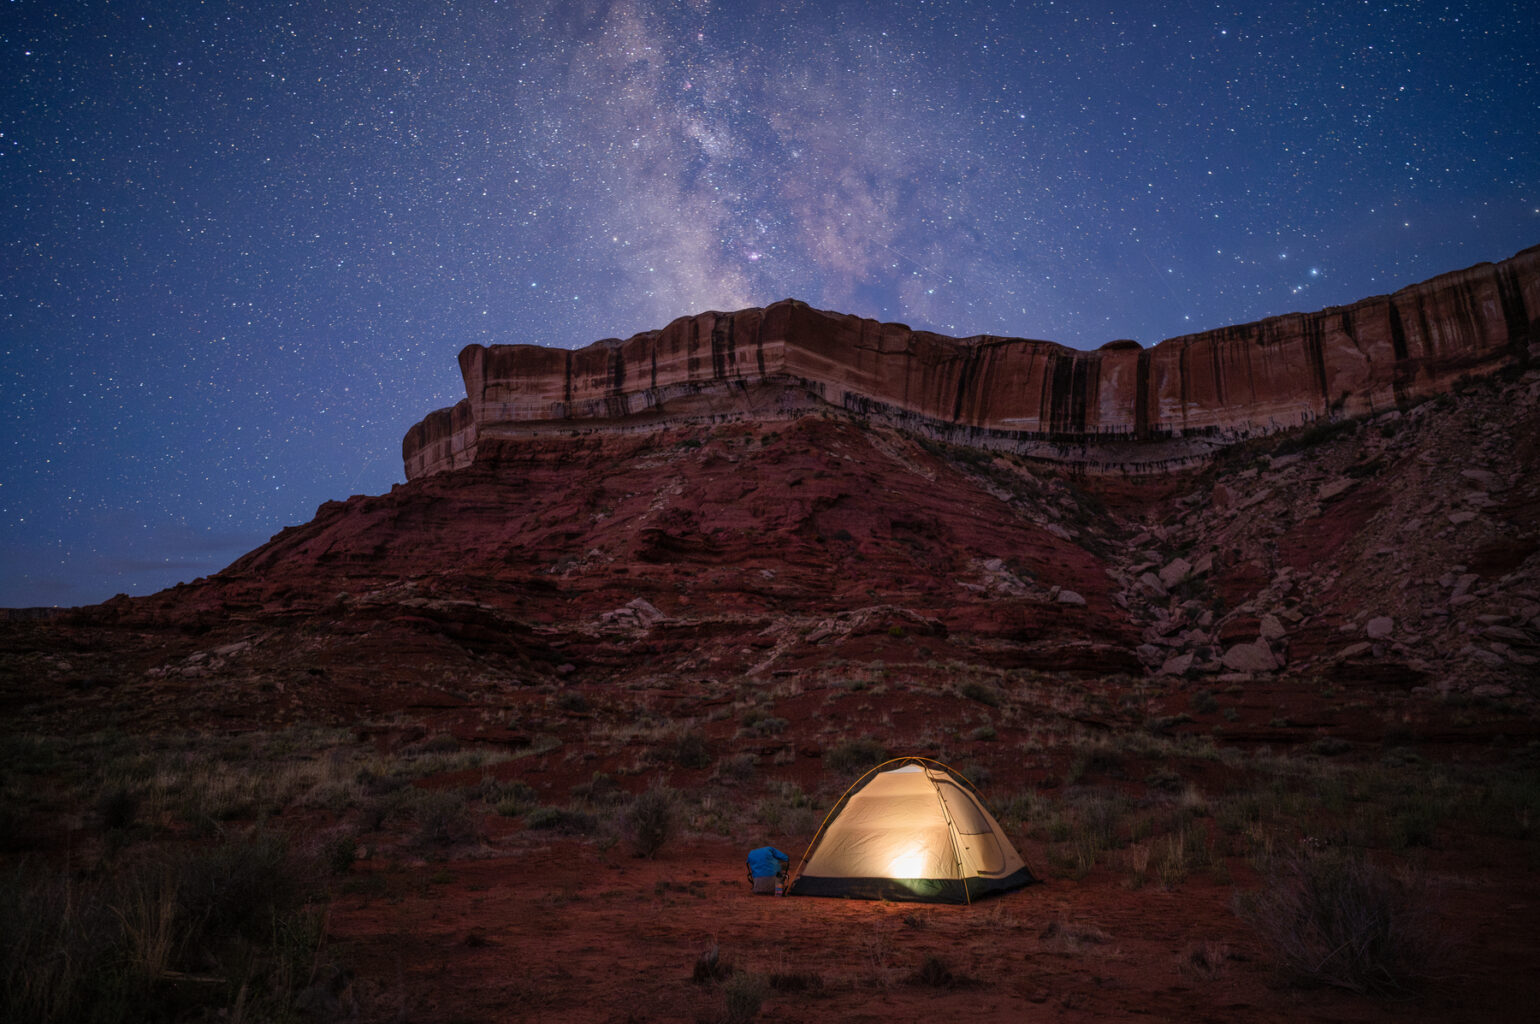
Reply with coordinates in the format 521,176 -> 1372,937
404,246 -> 1540,479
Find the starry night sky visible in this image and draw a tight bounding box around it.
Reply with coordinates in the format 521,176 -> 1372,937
3,0 -> 1537,608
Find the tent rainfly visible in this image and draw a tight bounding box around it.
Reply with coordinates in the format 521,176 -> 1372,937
786,757 -> 1035,903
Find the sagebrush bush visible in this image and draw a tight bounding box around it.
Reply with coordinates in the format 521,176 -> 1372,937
693,942 -> 730,984
670,728 -> 713,769
825,737 -> 888,776
1237,847 -> 1446,995
494,779 -> 540,817
96,784 -> 141,832
713,752 -> 757,783
721,970 -> 766,1024
524,806 -> 601,834
958,680 -> 1001,707
411,789 -> 480,847
912,954 -> 955,987
625,783 -> 680,858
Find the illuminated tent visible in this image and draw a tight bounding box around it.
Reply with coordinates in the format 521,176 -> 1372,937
786,757 -> 1035,903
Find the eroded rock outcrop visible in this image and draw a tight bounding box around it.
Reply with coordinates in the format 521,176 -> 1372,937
404,247 -> 1539,478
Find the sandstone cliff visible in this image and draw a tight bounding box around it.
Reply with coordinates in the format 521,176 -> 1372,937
404,246 -> 1539,479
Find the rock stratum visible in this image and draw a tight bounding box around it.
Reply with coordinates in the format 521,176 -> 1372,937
405,247 -> 1540,479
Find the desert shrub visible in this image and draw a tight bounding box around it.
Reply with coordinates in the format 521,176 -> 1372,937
403,732 -> 461,755
1155,822 -> 1214,888
360,786 -> 413,832
958,680 -> 1002,707
555,690 -> 589,712
1215,793 -> 1265,836
753,782 -> 819,834
825,737 -> 888,776
1469,771 -> 1540,839
321,831 -> 358,875
179,763 -> 267,827
494,780 -> 540,817
524,806 -> 601,835
411,789 -> 480,847
738,711 -> 788,737
669,728 -> 713,769
721,971 -> 766,1024
1309,736 -> 1352,757
1179,939 -> 1231,979
570,772 -> 626,809
911,954 -> 955,988
1272,417 -> 1358,456
1386,802 -> 1440,850
953,759 -> 992,787
625,783 -> 680,858
1236,847 -> 1446,995
0,828 -> 323,1023
693,943 -> 731,984
96,785 -> 141,832
713,752 -> 757,783
1064,741 -> 1125,785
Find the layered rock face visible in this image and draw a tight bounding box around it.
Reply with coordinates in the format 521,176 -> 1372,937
406,247 -> 1539,478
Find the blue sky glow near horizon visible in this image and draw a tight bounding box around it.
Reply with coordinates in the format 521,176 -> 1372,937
3,0 -> 1537,607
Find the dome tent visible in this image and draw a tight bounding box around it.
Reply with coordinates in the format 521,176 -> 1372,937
786,757 -> 1035,903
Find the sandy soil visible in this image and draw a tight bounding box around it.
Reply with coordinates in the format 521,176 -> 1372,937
323,831 -> 1540,1024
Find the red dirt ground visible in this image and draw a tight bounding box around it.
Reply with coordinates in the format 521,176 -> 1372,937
322,829 -> 1540,1024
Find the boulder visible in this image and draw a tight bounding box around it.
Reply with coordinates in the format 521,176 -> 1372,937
1221,640 -> 1278,673
1460,468 -> 1497,490
1158,557 -> 1193,590
1318,478 -> 1355,502
1159,652 -> 1195,676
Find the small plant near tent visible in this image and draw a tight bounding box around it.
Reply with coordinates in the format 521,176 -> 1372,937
911,954 -> 956,988
1178,939 -> 1232,980
693,943 -> 731,984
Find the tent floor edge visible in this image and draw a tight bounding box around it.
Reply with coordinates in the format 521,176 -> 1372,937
787,871 -> 1034,904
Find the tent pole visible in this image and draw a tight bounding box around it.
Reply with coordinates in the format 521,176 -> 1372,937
924,764 -> 971,904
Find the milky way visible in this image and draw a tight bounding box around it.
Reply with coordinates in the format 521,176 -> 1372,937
3,0 -> 1537,606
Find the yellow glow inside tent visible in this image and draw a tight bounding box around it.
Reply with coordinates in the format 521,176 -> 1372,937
886,845 -> 929,878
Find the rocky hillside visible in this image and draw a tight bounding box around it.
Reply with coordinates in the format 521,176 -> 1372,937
6,359 -> 1536,739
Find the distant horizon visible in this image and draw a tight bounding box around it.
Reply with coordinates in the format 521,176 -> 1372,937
446,240 -> 1540,357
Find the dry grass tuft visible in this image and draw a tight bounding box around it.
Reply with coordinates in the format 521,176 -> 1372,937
1237,846 -> 1448,995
